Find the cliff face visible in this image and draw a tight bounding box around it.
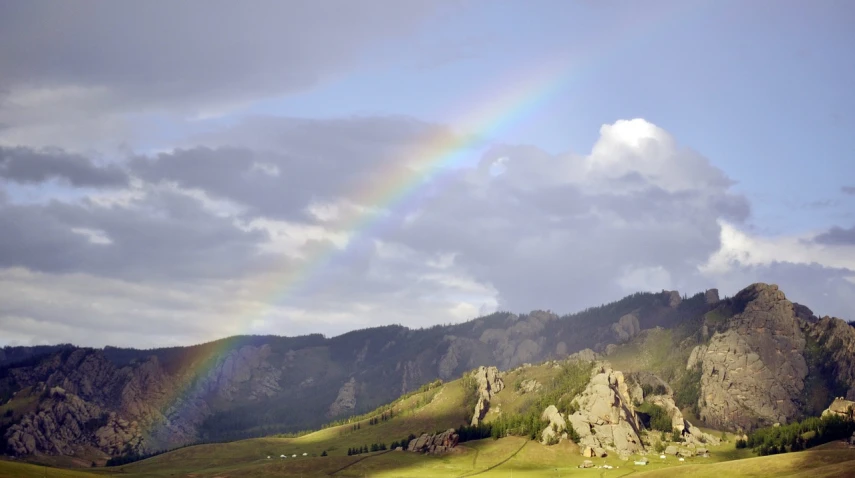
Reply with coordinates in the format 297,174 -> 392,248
694,283 -> 855,432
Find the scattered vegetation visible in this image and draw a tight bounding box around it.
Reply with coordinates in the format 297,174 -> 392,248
637,401 -> 673,432
642,383 -> 668,397
746,414 -> 855,455
673,364 -> 702,417
484,360 -> 591,442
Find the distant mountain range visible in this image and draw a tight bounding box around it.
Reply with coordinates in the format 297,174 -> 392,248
2,283 -> 854,464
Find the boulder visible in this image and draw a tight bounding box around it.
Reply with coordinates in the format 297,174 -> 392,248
407,429 -> 459,454
664,445 -> 678,455
822,397 -> 855,419
518,379 -> 542,394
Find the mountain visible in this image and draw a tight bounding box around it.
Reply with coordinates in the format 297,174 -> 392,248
1,283 -> 853,463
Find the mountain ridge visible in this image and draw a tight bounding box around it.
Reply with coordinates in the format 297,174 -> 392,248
2,283 -> 853,464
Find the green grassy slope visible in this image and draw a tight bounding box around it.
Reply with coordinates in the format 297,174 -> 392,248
5,354 -> 855,478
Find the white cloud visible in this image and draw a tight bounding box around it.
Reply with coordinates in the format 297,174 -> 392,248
70,227 -> 113,245
701,220 -> 855,274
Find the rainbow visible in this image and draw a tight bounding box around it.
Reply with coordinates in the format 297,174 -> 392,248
141,1 -> 705,444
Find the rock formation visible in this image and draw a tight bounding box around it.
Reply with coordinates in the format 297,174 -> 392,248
822,397 -> 855,419
704,289 -> 720,304
645,395 -> 720,446
470,366 -> 504,426
611,313 -> 641,342
540,405 -> 567,444
805,316 -> 855,400
697,284 -> 809,431
5,387 -> 106,455
407,429 -> 459,454
518,379 -> 542,394
567,364 -> 644,457
328,378 -> 358,418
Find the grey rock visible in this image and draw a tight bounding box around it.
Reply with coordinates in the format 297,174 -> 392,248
407,429 -> 459,454
698,283 -> 809,431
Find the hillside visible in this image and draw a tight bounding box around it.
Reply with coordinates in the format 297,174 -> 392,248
2,283 -> 855,466
1,354 -> 854,478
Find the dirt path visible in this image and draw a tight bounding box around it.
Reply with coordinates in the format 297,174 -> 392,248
456,440 -> 528,477
327,450 -> 391,476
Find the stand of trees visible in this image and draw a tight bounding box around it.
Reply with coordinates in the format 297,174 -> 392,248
745,414 -> 855,456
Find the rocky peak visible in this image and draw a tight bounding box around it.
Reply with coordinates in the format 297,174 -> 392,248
704,289 -> 719,304
665,290 -> 682,308
697,283 -> 808,431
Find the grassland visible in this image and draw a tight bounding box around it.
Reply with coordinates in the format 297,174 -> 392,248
6,435 -> 854,477
4,363 -> 855,477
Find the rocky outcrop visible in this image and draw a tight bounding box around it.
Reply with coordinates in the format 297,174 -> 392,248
328,378 -> 358,418
805,316 -> 855,400
698,284 -> 809,431
5,387 -> 112,455
567,364 -> 644,457
666,291 -> 682,308
540,405 -> 567,444
407,429 -> 459,454
822,397 -> 855,419
646,395 -> 720,446
611,314 -> 641,342
567,348 -> 598,363
686,345 -> 707,370
705,289 -> 720,305
518,379 -> 542,394
94,413 -> 144,455
470,366 -> 504,426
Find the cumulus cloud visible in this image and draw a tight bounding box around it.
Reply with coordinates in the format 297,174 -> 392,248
385,119 -> 749,312
1,115 -> 852,347
699,221 -> 855,319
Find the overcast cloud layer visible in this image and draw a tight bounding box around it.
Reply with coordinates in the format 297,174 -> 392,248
1,1 -> 853,348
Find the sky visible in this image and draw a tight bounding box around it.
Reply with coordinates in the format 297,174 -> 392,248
0,0 -> 853,348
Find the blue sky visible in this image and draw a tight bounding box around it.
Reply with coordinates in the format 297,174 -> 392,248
234,0 -> 854,235
0,0 -> 853,347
